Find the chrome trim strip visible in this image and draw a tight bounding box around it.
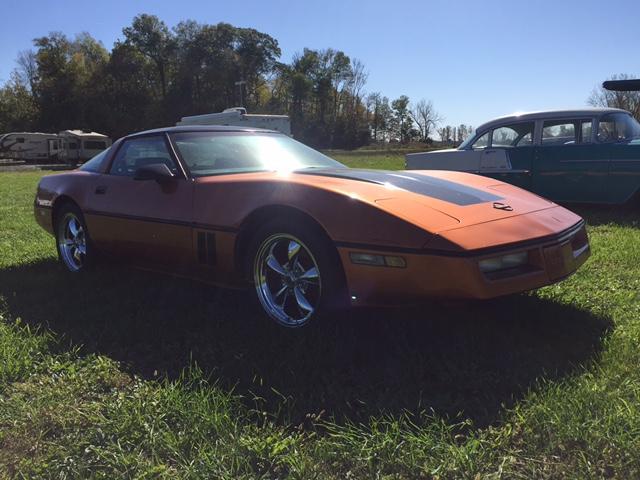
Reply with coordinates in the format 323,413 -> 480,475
573,243 -> 590,259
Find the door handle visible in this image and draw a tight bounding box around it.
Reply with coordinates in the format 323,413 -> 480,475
95,185 -> 107,195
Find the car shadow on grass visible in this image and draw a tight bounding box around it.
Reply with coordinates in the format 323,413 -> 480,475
0,260 -> 612,428
567,202 -> 639,228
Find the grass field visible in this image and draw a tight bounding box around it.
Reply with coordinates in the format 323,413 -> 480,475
0,167 -> 639,478
326,148 -> 433,170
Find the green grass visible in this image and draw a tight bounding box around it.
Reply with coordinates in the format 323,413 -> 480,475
327,150 -> 406,170
325,146 -> 442,170
0,169 -> 639,478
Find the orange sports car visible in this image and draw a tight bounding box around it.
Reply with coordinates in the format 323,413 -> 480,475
34,126 -> 590,327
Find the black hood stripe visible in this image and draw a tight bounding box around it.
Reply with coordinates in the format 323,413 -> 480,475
297,168 -> 502,206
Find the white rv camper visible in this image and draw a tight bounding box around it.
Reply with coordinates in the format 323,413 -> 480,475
0,132 -> 64,162
176,107 -> 291,135
59,130 -> 112,164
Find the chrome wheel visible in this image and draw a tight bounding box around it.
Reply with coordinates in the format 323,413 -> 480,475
254,234 -> 321,327
58,212 -> 86,272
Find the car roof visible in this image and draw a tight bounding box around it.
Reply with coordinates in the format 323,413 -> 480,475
475,107 -> 629,132
126,125 -> 281,138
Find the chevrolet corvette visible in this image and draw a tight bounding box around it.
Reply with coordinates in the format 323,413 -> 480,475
34,126 -> 591,327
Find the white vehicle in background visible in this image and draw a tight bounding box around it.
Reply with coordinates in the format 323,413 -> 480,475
0,132 -> 64,162
176,107 -> 291,135
59,130 -> 112,164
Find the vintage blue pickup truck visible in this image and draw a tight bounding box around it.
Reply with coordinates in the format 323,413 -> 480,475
406,108 -> 640,204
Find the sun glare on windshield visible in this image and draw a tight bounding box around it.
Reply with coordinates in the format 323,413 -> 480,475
170,132 -> 345,177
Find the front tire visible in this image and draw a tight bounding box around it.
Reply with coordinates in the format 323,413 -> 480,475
250,220 -> 346,328
55,204 -> 94,272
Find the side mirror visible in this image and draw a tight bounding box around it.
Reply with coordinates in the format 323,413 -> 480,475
134,163 -> 176,183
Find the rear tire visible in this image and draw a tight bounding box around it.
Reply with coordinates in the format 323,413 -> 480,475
249,219 -> 347,328
54,204 -> 95,272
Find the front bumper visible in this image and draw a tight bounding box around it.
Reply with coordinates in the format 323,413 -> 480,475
337,222 -> 590,306
34,203 -> 54,234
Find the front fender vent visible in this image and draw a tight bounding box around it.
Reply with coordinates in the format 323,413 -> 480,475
197,231 -> 216,266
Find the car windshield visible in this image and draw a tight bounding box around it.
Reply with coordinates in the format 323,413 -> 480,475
170,131 -> 346,176
79,146 -> 111,172
597,113 -> 640,142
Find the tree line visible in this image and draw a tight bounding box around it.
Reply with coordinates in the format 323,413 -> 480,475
0,14 -> 468,149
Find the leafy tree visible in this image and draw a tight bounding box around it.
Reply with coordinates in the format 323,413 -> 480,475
366,93 -> 392,142
0,74 -> 38,132
32,32 -> 109,132
123,14 -> 175,101
391,95 -> 414,143
0,15 -> 377,149
100,42 -> 158,138
168,22 -> 280,120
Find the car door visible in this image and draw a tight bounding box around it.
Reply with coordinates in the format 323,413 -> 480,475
597,112 -> 640,204
85,134 -> 195,271
532,118 -> 609,203
479,122 -> 535,190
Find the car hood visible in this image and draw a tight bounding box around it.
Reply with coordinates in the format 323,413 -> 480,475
295,168 -> 558,233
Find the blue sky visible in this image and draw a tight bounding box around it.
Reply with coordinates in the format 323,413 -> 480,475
1,0 -> 638,128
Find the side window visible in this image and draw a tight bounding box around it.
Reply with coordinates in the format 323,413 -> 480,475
542,120 -> 578,145
595,113 -> 640,143
471,131 -> 490,150
597,118 -> 616,143
580,120 -> 593,143
109,136 -> 177,177
16,137 -> 25,143
491,122 -> 534,148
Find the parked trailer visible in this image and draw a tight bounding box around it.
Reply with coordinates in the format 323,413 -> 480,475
176,107 -> 291,135
59,130 -> 112,164
0,132 -> 64,162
